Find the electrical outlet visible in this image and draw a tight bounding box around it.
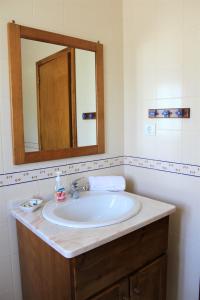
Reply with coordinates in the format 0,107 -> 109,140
144,123 -> 156,136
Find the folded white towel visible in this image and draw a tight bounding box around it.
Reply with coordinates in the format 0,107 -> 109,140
88,176 -> 126,192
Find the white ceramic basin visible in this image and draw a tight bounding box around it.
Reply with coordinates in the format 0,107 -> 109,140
42,191 -> 142,228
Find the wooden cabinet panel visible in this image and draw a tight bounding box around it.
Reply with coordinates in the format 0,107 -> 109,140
89,279 -> 129,300
73,217 -> 168,300
16,217 -> 169,300
130,255 -> 167,300
16,221 -> 73,300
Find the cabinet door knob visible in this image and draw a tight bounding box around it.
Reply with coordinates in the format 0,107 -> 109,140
133,287 -> 141,295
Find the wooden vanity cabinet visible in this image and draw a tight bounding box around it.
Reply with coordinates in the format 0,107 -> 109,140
16,216 -> 169,300
89,279 -> 129,300
129,255 -> 167,300
89,255 -> 166,300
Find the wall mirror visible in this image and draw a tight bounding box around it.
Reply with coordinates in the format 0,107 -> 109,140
7,22 -> 104,164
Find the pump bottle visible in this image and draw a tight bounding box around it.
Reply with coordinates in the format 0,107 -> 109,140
55,172 -> 66,202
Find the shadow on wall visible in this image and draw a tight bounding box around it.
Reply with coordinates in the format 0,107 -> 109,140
125,176 -> 136,193
126,174 -> 183,300
167,207 -> 183,300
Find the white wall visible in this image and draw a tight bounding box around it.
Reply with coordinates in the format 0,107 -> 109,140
0,0 -> 124,299
123,0 -> 200,299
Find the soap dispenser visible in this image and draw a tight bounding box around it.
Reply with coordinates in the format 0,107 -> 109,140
55,172 -> 66,202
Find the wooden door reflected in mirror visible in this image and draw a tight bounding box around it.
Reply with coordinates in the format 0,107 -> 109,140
7,22 -> 104,164
37,48 -> 72,151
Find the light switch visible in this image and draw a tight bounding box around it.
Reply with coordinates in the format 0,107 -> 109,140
144,123 -> 156,136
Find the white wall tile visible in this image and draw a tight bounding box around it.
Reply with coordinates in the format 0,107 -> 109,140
183,0 -> 200,97
38,177 -> 56,201
180,131 -> 200,164
0,255 -> 13,299
4,181 -> 39,208
156,67 -> 183,99
124,163 -> 200,300
177,237 -> 200,300
0,222 -> 11,258
123,7 -> 200,300
155,130 -> 182,162
0,290 -> 14,300
181,97 -> 200,131
125,166 -> 200,300
0,192 -> 7,223
7,217 -> 19,256
10,253 -> 22,300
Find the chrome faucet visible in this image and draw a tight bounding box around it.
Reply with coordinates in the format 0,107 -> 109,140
69,177 -> 89,199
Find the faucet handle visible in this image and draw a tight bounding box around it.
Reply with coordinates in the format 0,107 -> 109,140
71,177 -> 89,191
69,177 -> 89,199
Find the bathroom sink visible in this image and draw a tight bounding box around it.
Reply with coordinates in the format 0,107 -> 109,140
42,191 -> 142,228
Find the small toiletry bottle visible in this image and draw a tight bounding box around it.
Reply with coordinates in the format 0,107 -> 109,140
55,172 -> 66,202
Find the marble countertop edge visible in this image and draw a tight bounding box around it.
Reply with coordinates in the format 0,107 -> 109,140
11,195 -> 176,258
12,210 -> 71,258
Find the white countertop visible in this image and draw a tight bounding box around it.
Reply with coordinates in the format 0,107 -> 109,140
12,192 -> 175,258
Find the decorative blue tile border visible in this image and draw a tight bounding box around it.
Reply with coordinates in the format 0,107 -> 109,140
0,156 -> 124,187
1,155 -> 200,187
124,156 -> 200,178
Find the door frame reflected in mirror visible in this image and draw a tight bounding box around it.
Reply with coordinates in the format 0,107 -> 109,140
7,22 -> 105,164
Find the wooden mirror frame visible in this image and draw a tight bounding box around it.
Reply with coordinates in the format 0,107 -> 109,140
7,22 -> 105,164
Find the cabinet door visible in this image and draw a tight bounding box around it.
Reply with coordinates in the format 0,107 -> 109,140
89,279 -> 129,300
130,255 -> 167,300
